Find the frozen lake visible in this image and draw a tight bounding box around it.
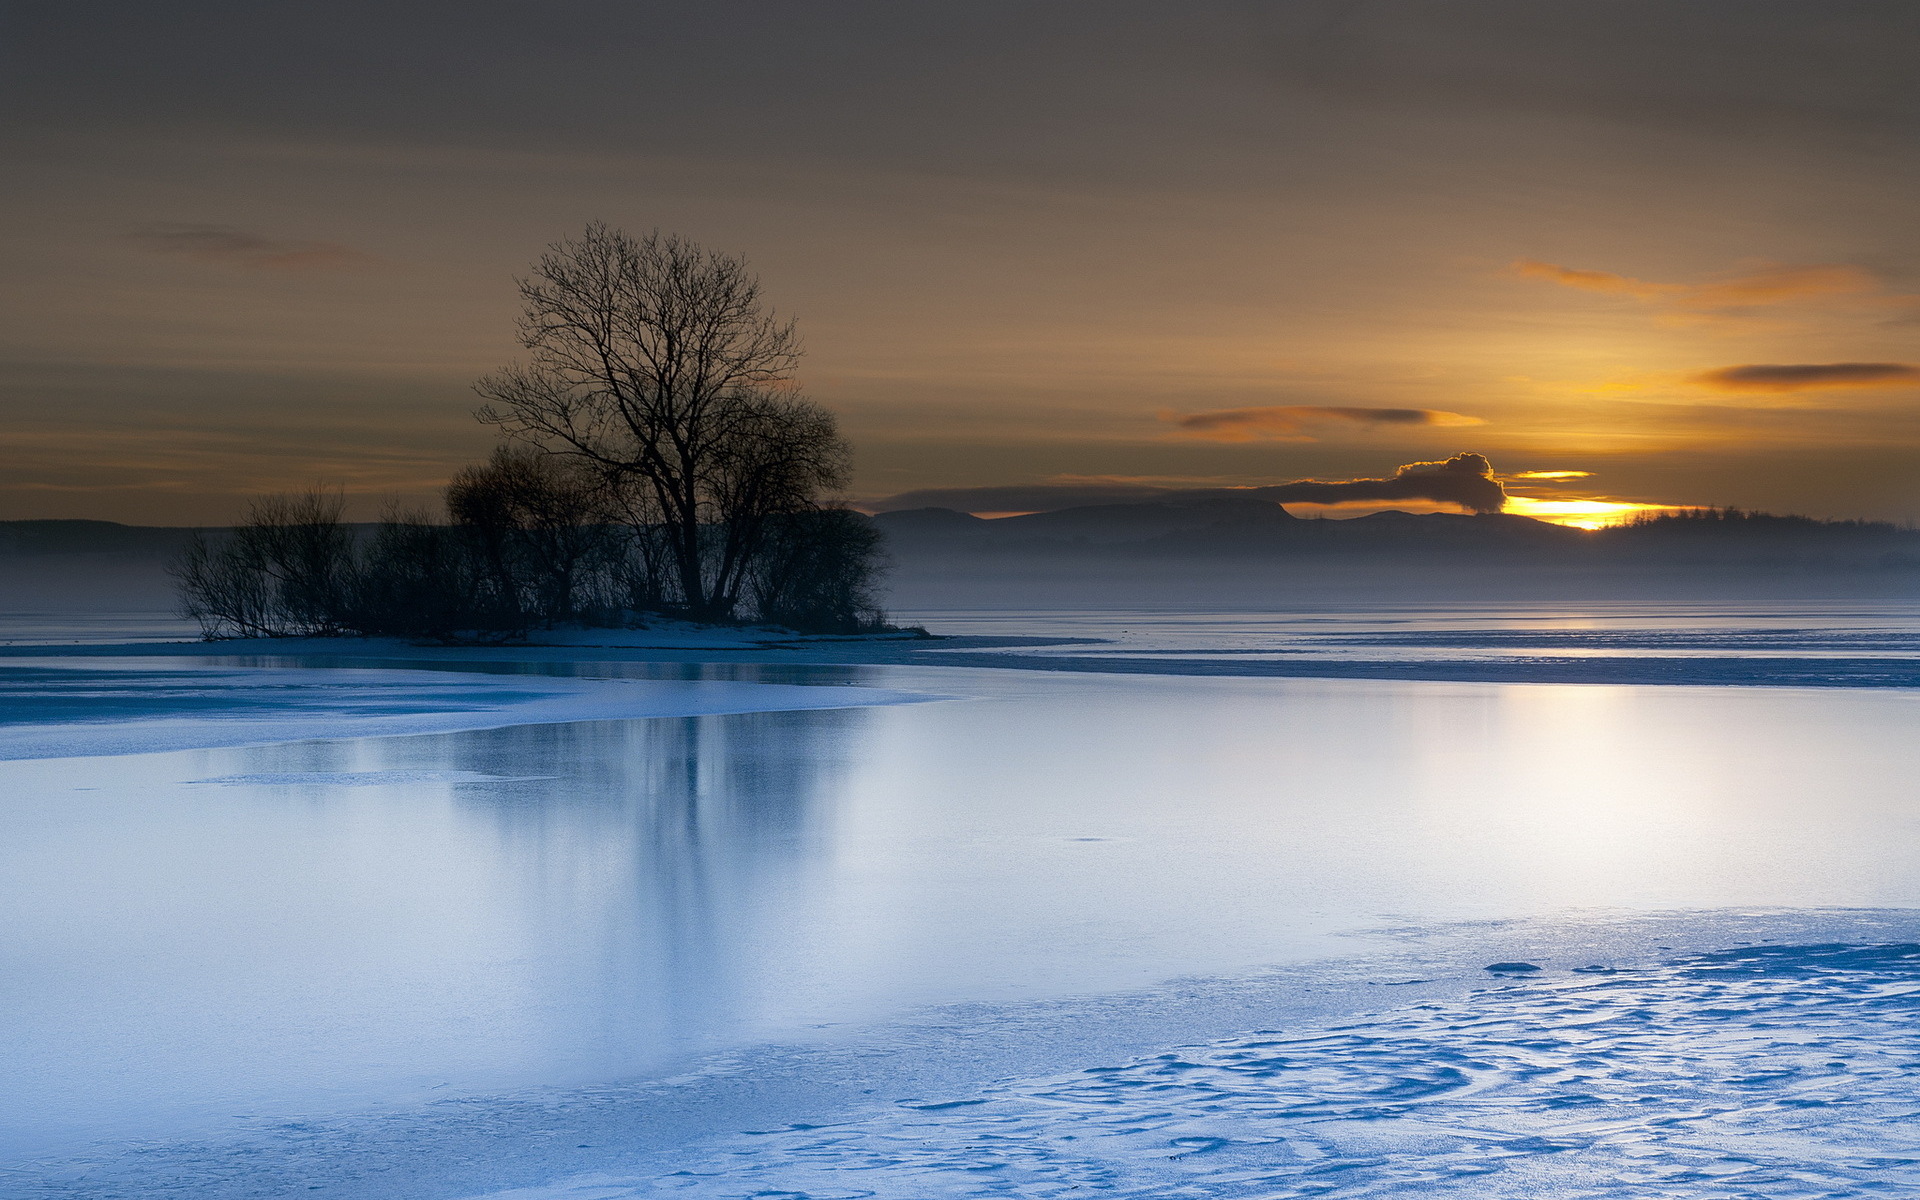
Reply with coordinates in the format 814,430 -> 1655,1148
899,599 -> 1920,663
5,642 -> 1920,1196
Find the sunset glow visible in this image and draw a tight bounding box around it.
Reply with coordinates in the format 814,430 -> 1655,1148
1502,497 -> 1680,530
3,5 -> 1917,530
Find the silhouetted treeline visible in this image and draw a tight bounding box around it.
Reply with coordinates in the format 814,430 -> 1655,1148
1614,507 -> 1906,538
175,471 -> 886,640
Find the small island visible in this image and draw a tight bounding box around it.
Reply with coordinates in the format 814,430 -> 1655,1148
175,226 -> 892,642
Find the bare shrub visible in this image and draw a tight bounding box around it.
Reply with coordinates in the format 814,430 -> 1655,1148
172,489 -> 354,638
746,508 -> 889,633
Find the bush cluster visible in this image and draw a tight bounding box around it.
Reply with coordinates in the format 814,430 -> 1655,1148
175,459 -> 887,641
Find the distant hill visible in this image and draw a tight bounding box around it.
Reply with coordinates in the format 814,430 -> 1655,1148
0,519 -> 206,557
0,520 -> 211,613
873,502 -> 1919,561
879,496 -> 1300,548
870,503 -> 1920,606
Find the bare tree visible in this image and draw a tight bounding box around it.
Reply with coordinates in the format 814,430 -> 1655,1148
173,532 -> 276,638
596,468 -> 675,611
241,491 -> 356,633
474,224 -> 825,621
704,392 -> 850,616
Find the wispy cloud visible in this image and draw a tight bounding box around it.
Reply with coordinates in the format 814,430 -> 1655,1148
1509,259 -> 1912,323
1694,362 -> 1920,392
1163,405 -> 1485,443
1509,260 -> 1678,303
128,223 -> 374,271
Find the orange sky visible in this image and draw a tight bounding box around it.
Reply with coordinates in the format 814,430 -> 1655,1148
2,3 -> 1917,525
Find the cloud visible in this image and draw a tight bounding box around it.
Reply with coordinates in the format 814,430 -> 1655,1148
1246,453 -> 1508,515
1164,405 -> 1485,442
1509,259 -> 1906,320
128,223 -> 372,271
1693,362 -> 1920,392
1508,470 -> 1593,480
1681,265 -> 1882,309
870,453 -> 1510,516
1509,260 -> 1674,302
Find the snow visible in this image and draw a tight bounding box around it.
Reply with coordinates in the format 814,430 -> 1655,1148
17,911 -> 1920,1199
455,940 -> 1920,1200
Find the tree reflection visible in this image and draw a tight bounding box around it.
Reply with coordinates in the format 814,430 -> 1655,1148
439,705 -> 869,1066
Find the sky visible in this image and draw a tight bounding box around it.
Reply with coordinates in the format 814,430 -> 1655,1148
3,1 -> 1918,526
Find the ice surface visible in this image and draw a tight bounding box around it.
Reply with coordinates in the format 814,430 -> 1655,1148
520,620 -> 932,650
0,658 -> 931,759
8,607 -> 1920,1198
195,769 -> 556,786
900,601 -> 1920,665
865,602 -> 1920,687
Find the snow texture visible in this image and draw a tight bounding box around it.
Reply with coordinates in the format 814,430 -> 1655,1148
464,943 -> 1920,1199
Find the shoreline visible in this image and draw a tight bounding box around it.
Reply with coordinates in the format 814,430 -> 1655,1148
3,631 -> 1920,689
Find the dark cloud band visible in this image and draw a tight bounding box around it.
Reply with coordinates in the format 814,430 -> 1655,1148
1695,362 -> 1920,391
871,453 -> 1508,516
1166,405 -> 1484,440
